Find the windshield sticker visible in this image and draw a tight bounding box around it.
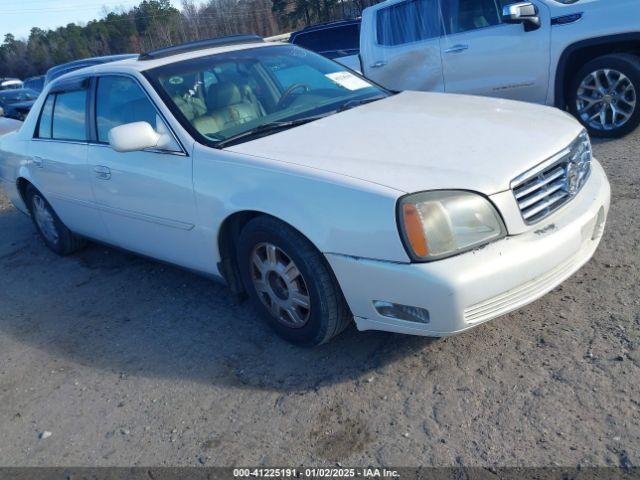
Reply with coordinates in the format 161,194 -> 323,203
325,72 -> 370,91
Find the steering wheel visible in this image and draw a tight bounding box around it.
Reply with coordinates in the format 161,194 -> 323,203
276,83 -> 311,109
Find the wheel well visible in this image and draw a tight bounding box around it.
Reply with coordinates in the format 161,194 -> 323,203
557,35 -> 640,108
216,211 -> 344,303
16,177 -> 32,208
217,211 -> 264,297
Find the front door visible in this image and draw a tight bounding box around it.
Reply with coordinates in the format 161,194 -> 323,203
361,0 -> 444,92
87,75 -> 199,269
440,0 -> 551,103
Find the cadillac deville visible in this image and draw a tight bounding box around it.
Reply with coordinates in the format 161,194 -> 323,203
0,36 -> 610,345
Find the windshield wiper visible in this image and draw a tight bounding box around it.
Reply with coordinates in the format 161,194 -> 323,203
336,96 -> 386,113
215,115 -> 326,149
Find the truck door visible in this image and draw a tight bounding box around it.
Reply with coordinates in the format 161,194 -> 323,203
361,0 -> 444,93
439,0 -> 551,103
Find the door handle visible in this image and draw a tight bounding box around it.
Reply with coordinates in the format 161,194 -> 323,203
370,61 -> 388,69
94,165 -> 111,180
32,156 -> 44,168
444,44 -> 469,54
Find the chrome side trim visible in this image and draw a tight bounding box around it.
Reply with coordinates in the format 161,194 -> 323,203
32,138 -> 89,146
48,192 -> 195,231
88,142 -> 188,157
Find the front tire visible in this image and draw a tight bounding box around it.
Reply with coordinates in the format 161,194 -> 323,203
569,54 -> 640,138
237,216 -> 352,346
26,185 -> 85,256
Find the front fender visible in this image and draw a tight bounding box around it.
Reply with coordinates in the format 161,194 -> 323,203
193,146 -> 410,264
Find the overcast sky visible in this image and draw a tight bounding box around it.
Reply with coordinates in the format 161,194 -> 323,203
0,0 -> 191,41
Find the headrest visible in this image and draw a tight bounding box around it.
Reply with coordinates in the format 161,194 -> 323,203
207,81 -> 243,109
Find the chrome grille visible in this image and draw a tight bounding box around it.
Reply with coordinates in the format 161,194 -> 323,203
512,132 -> 592,225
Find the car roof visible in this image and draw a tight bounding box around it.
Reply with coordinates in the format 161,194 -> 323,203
59,41 -> 280,79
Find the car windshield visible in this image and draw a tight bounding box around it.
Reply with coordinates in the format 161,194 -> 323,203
145,45 -> 387,146
0,89 -> 38,104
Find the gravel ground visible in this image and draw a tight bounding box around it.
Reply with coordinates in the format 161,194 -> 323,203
0,131 -> 638,468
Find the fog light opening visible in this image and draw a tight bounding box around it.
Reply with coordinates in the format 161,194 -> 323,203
373,301 -> 430,324
592,206 -> 606,241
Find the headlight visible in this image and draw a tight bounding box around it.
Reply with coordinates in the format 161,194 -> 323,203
398,191 -> 507,262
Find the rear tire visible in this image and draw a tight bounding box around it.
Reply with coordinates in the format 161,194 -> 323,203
26,185 -> 86,256
236,216 -> 352,346
568,54 -> 640,138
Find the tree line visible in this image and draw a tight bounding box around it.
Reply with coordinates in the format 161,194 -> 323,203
0,0 -> 380,79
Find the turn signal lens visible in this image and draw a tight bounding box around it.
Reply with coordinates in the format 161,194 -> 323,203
373,301 -> 430,324
402,203 -> 429,258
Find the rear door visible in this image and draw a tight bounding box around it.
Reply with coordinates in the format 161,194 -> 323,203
361,0 -> 444,92
439,0 -> 551,103
28,78 -> 109,240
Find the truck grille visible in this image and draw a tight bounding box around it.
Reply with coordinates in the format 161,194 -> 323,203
512,132 -> 592,225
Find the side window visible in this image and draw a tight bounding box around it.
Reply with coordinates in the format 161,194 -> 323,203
96,76 -> 157,143
376,0 -> 440,46
442,0 -> 503,35
37,95 -> 55,139
52,90 -> 87,141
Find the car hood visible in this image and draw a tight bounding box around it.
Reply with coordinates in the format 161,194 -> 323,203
226,91 -> 584,195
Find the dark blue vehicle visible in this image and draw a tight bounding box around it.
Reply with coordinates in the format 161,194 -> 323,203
289,19 -> 362,71
0,88 -> 39,121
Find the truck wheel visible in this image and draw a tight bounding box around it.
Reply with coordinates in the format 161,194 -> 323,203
569,54 -> 640,138
26,185 -> 86,256
236,216 -> 352,346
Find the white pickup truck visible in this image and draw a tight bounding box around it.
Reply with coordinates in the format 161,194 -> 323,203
308,0 -> 640,138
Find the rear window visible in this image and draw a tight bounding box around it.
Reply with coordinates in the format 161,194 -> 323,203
37,95 -> 55,139
376,0 -> 440,46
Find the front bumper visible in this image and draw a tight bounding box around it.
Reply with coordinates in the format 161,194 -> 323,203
326,160 -> 611,337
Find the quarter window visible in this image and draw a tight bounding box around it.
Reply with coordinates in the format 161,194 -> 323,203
52,90 -> 87,141
37,95 -> 55,139
96,76 -> 158,143
376,0 -> 440,46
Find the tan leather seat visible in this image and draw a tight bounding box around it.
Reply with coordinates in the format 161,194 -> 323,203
163,75 -> 207,121
172,93 -> 207,121
193,82 -> 262,137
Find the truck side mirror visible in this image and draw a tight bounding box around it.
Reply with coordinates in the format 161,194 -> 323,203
503,2 -> 541,32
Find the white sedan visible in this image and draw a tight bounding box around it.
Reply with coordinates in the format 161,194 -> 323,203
0,36 -> 610,346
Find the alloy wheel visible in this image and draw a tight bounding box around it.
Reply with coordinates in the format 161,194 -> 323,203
576,68 -> 637,132
250,242 -> 311,328
32,195 -> 59,245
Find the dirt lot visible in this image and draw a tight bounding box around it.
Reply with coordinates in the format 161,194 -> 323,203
0,131 -> 638,468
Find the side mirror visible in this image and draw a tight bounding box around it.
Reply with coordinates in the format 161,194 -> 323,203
0,106 -> 4,117
108,121 -> 174,153
503,2 -> 541,31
